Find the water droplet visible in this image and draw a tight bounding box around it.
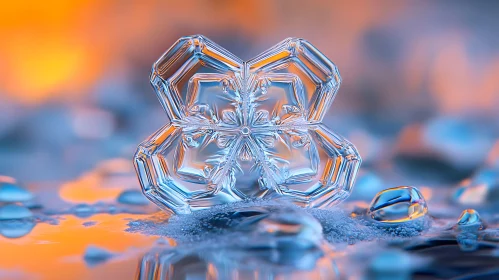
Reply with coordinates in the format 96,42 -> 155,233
0,220 -> 35,238
117,190 -> 149,206
368,186 -> 428,223
0,182 -> 33,203
71,204 -> 95,218
455,209 -> 485,230
0,204 -> 33,220
83,245 -> 115,267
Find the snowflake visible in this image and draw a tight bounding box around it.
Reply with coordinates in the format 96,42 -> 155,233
134,35 -> 361,214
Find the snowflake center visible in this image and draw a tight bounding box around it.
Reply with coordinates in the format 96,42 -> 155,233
240,126 -> 251,136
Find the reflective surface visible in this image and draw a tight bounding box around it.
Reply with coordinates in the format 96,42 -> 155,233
0,163 -> 498,279
134,35 -> 361,214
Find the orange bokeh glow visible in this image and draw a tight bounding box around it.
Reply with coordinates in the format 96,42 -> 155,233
0,214 -> 158,280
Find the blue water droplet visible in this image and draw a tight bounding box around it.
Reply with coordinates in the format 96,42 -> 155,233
0,183 -> 33,203
83,245 -> 115,267
0,220 -> 35,238
368,186 -> 428,223
0,204 -> 33,220
72,204 -> 95,218
456,209 -> 485,230
117,190 -> 149,205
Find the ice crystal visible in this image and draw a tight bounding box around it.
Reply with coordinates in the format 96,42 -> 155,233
134,35 -> 361,214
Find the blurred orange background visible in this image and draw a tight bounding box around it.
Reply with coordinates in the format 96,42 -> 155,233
2,0 -> 497,110
1,0 -> 498,182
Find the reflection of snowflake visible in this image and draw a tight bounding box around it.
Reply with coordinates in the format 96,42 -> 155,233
134,35 -> 361,214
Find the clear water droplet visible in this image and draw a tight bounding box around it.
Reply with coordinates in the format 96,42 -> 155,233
455,209 -> 485,230
368,186 -> 428,223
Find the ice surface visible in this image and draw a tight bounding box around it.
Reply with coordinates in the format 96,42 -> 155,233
137,244 -> 329,279
134,35 -> 361,214
127,199 -> 430,247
